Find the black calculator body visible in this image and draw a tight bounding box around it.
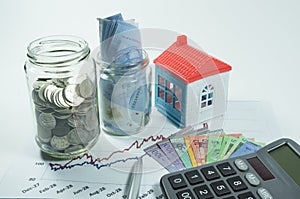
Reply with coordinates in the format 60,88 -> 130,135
160,138 -> 300,199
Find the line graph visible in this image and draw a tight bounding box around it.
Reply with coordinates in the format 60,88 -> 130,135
0,101 -> 278,199
51,154 -> 148,171
50,134 -> 166,171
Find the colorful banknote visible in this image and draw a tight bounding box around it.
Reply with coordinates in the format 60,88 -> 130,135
190,135 -> 209,166
170,137 -> 193,169
144,144 -> 178,172
184,136 -> 198,167
157,139 -> 185,170
206,135 -> 224,163
145,129 -> 265,172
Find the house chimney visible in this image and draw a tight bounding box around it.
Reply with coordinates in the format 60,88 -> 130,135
176,35 -> 187,46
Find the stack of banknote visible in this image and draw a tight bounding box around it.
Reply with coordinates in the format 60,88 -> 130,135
144,129 -> 265,172
97,13 -> 142,65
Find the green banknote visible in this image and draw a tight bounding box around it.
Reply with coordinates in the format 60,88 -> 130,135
250,140 -> 266,147
223,136 -> 248,159
206,135 -> 223,163
218,136 -> 230,159
170,137 -> 193,168
220,136 -> 240,160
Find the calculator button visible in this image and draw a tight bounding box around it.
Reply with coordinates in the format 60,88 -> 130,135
184,170 -> 204,185
224,197 -> 236,199
238,191 -> 256,199
201,166 -> 220,181
234,159 -> 249,171
210,180 -> 231,196
245,173 -> 260,186
193,185 -> 214,199
257,188 -> 273,199
227,176 -> 248,192
217,162 -> 236,176
176,189 -> 196,199
168,174 -> 187,190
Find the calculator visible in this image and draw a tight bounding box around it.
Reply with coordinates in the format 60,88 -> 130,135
160,138 -> 300,199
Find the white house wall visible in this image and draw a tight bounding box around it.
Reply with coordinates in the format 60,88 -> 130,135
185,72 -> 230,127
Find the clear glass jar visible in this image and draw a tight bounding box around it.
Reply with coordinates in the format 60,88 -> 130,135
96,50 -> 152,136
24,35 -> 100,159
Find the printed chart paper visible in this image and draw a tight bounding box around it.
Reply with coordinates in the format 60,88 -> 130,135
0,101 -> 281,198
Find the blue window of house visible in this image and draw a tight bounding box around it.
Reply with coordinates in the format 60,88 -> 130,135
157,75 -> 182,112
201,85 -> 214,108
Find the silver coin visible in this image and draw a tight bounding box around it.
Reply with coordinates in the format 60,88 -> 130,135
67,128 -> 87,145
52,78 -> 67,88
50,135 -> 70,151
58,89 -> 71,108
64,145 -> 84,153
72,101 -> 92,115
67,74 -> 86,85
67,116 -> 84,128
40,108 -> 55,114
38,83 -> 49,102
44,85 -> 58,104
33,80 -> 46,90
53,112 -> 72,120
67,118 -> 76,128
37,124 -> 52,143
84,108 -> 98,131
54,107 -> 72,114
32,90 -> 48,108
78,77 -> 94,98
38,112 -> 56,129
51,119 -> 71,137
53,88 -> 63,108
54,88 -> 69,109
34,103 -> 50,112
63,84 -> 84,107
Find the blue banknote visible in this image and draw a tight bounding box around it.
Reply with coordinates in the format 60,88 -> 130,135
229,141 -> 262,158
144,144 -> 178,172
97,13 -> 142,65
157,139 -> 186,170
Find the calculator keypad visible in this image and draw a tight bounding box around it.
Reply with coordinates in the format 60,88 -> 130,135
176,189 -> 195,199
257,188 -> 273,199
227,176 -> 247,192
217,162 -> 237,176
168,174 -> 187,190
162,158 -> 275,199
238,191 -> 256,199
185,170 -> 204,185
234,159 -> 249,171
201,166 -> 220,181
245,173 -> 260,186
194,185 -> 214,199
210,180 -> 231,196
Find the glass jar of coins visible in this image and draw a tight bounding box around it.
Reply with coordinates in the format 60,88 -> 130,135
24,35 -> 100,159
96,49 -> 152,136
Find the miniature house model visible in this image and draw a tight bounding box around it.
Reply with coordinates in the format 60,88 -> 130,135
154,35 -> 232,127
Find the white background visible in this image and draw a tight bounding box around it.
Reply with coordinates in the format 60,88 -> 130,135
0,0 -> 299,178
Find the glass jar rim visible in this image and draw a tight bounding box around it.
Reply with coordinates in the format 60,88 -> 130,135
95,49 -> 149,73
27,35 -> 90,67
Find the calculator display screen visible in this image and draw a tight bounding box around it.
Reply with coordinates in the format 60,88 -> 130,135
269,144 -> 300,187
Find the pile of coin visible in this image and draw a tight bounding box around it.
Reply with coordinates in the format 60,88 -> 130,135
32,74 -> 100,154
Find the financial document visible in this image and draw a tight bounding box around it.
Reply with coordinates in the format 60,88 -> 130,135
0,101 -> 281,198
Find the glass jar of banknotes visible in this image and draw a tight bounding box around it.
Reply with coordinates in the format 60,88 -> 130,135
24,35 -> 100,159
96,49 -> 152,136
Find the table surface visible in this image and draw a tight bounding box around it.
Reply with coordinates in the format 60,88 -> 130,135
0,0 -> 299,181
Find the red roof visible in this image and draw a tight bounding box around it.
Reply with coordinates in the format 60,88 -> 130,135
154,35 -> 232,83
